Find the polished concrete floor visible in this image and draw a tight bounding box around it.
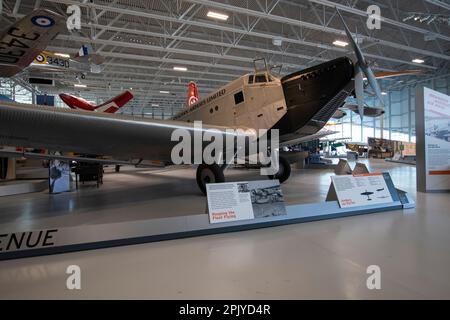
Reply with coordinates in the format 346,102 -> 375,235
0,159 -> 449,299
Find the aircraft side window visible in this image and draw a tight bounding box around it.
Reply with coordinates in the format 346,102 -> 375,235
234,91 -> 244,105
248,75 -> 254,84
255,74 -> 267,83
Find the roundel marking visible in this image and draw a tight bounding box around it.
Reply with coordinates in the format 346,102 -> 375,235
34,54 -> 47,64
31,15 -> 55,28
188,96 -> 199,106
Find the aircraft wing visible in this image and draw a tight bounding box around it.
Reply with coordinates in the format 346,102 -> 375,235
0,102 -> 250,163
344,103 -> 385,117
0,150 -> 164,167
280,130 -> 337,147
0,9 -> 65,77
373,70 -> 422,79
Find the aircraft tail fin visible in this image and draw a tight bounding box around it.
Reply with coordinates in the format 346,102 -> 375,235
95,90 -> 134,113
74,44 -> 105,65
186,81 -> 200,107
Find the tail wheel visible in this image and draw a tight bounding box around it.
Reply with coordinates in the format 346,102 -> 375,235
196,164 -> 225,195
268,156 -> 291,183
0,157 -> 8,180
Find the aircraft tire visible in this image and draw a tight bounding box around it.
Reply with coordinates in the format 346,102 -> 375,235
269,156 -> 291,183
0,157 -> 8,180
196,163 -> 225,195
115,165 -> 121,173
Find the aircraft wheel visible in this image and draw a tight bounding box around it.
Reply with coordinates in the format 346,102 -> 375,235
196,164 -> 225,195
0,157 -> 8,180
268,156 -> 291,183
115,165 -> 121,173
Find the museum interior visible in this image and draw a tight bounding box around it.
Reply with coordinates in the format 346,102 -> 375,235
0,0 -> 450,300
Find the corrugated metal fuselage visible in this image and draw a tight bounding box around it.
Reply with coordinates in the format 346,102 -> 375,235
174,57 -> 355,143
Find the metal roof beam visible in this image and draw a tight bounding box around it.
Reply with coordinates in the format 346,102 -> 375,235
308,0 -> 449,39
43,0 -> 447,65
183,0 -> 450,60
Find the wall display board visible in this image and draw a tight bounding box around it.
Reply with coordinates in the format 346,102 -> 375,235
206,180 -> 287,224
416,87 -> 450,192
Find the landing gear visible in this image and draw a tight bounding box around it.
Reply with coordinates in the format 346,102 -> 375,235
269,156 -> 291,183
196,163 -> 225,195
115,165 -> 121,173
0,157 -> 8,180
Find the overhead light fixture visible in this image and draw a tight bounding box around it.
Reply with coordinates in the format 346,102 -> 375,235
427,16 -> 438,25
207,11 -> 229,21
333,40 -> 348,47
382,92 -> 388,96
151,104 -> 159,107
159,90 -> 170,94
173,66 -> 188,72
272,37 -> 283,46
412,58 -> 425,64
403,14 -> 415,22
54,52 -> 70,58
420,15 -> 432,23
74,84 -> 87,88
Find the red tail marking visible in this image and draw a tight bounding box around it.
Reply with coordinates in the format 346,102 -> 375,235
186,81 -> 199,107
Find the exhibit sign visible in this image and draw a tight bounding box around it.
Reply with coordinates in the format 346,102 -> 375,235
331,173 -> 394,208
49,159 -> 71,194
416,87 -> 450,192
206,180 -> 287,224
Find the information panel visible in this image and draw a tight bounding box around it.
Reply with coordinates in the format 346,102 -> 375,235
206,180 -> 287,224
49,160 -> 71,194
417,87 -> 450,192
331,173 -> 394,208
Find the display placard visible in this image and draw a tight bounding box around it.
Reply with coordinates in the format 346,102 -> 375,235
331,173 -> 394,208
417,87 -> 450,192
206,180 -> 287,224
49,159 -> 71,194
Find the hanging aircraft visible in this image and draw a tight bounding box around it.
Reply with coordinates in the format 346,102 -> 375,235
59,90 -> 134,113
29,44 -> 105,78
330,68 -> 421,120
0,9 -> 103,79
0,9 -> 426,193
332,103 -> 385,119
0,9 -> 65,78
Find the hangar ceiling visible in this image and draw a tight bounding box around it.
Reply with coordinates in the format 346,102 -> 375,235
1,0 -> 450,117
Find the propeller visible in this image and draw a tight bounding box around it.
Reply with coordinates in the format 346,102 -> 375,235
336,8 -> 385,120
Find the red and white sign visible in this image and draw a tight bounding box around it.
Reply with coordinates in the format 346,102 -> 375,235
206,182 -> 254,224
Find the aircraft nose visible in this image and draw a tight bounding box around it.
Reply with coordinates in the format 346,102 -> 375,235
278,57 -> 354,133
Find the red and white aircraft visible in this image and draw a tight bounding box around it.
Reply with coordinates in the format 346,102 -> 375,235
59,90 -> 133,113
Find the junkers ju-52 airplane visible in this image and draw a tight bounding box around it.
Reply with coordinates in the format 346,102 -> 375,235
0,9 -> 419,193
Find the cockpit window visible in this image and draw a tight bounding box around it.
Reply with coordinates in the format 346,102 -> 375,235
255,74 -> 267,83
248,75 -> 254,84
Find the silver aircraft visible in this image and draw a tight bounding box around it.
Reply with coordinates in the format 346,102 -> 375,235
0,9 -> 413,193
